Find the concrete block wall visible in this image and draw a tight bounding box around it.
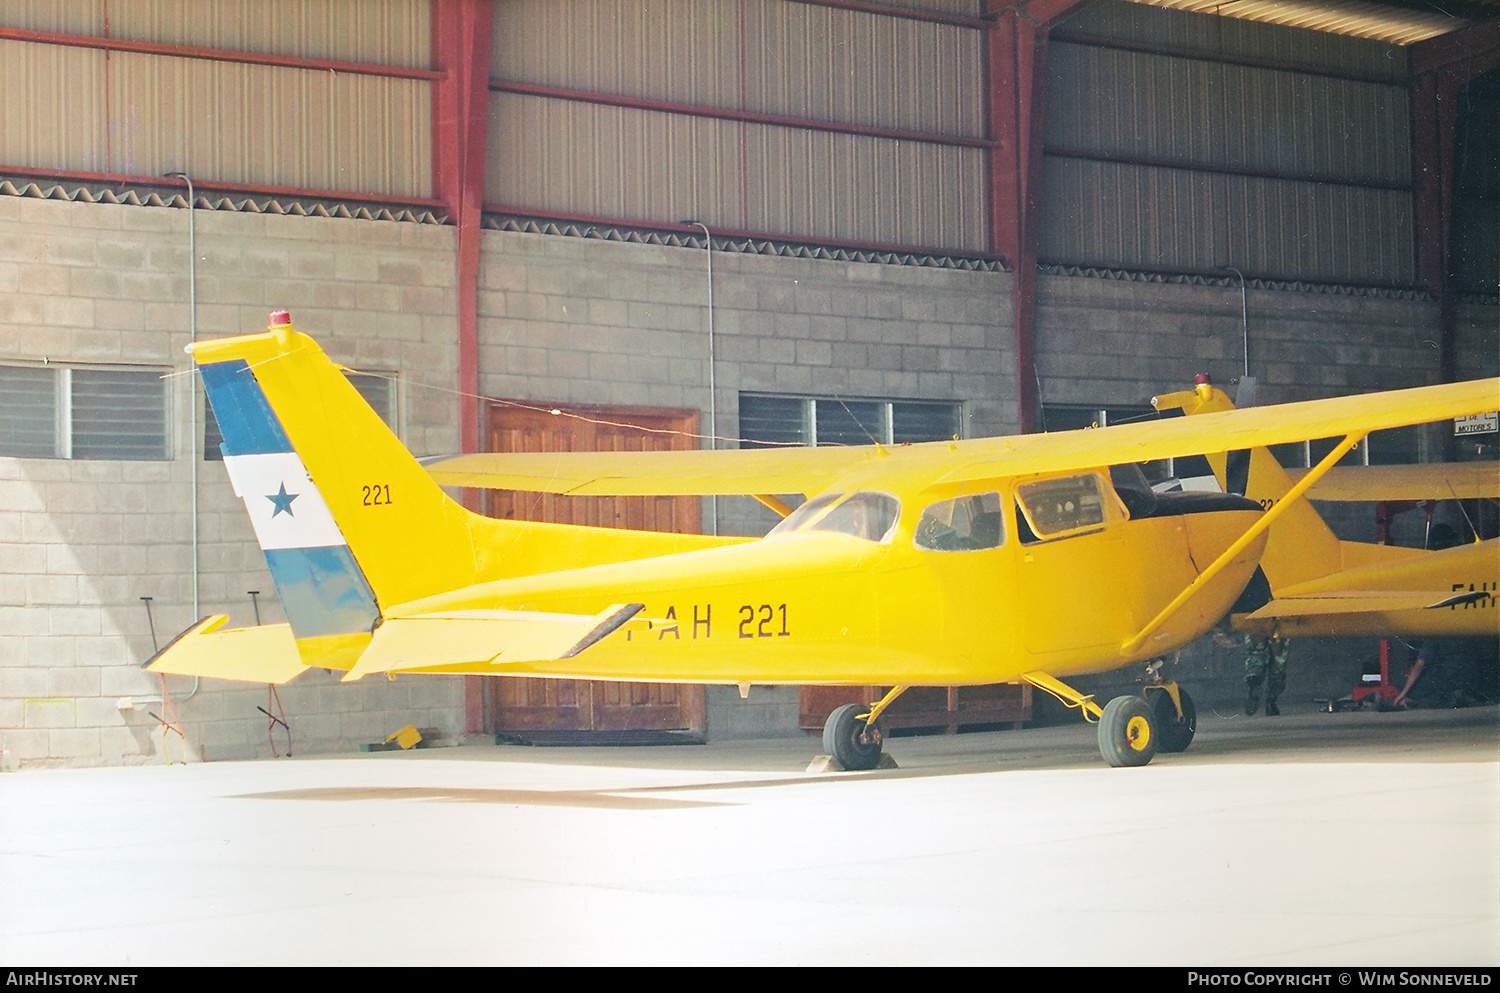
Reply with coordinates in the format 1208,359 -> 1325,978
1035,273 -> 1448,407
1455,300 -> 1500,383
0,195 -> 466,767
475,230 -> 1017,541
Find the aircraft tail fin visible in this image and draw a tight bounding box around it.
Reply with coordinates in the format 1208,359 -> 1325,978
1153,381 -> 1344,591
194,314 -> 482,642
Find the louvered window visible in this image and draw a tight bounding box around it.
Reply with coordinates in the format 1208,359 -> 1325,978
739,394 -> 961,448
0,365 -> 169,460
0,366 -> 59,458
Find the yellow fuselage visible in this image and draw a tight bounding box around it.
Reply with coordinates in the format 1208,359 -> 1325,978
385,485 -> 1265,686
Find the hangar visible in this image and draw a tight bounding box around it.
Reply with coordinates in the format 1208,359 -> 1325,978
0,0 -> 1495,766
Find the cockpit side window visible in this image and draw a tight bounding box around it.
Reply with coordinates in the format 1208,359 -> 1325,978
1015,473 -> 1123,543
810,491 -> 901,543
915,492 -> 1005,551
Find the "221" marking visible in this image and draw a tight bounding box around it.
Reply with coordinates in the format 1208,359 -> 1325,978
739,603 -> 789,639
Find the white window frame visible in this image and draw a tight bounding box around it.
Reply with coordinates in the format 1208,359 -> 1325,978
738,393 -> 963,447
0,362 -> 171,461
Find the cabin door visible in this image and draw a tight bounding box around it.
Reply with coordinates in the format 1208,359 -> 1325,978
1013,473 -> 1129,656
475,400 -> 705,738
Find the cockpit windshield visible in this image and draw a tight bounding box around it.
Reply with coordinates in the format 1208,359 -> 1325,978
766,491 -> 901,543
766,492 -> 844,536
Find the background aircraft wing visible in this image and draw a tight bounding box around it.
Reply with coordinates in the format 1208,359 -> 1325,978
1287,462 -> 1500,501
936,378 -> 1499,485
1241,590 -> 1483,620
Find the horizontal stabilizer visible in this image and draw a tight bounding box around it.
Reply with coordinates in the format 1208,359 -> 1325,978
343,604 -> 646,681
1287,462 -> 1500,501
144,615 -> 310,685
1241,590 -> 1484,620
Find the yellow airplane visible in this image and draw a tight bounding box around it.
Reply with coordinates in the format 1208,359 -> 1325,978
1152,383 -> 1499,639
147,313 -> 1500,769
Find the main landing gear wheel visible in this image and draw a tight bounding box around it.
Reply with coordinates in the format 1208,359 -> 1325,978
1150,687 -> 1197,754
1098,695 -> 1157,767
823,703 -> 884,771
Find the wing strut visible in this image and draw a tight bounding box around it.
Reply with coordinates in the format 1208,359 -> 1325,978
1119,432 -> 1365,656
753,494 -> 795,518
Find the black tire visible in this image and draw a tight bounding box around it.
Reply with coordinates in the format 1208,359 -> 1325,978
1150,686 -> 1197,754
823,703 -> 884,771
1097,695 -> 1157,768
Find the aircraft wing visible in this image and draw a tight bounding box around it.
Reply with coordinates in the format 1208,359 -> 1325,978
422,445 -> 887,498
1286,462 -> 1500,501
423,379 -> 1497,495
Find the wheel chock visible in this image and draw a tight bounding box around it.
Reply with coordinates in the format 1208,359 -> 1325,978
806,753 -> 899,773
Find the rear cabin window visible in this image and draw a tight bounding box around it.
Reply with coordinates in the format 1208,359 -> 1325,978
1015,473 -> 1121,543
915,492 -> 1005,551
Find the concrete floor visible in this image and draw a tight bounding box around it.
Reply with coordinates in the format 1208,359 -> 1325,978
2,703 -> 1496,967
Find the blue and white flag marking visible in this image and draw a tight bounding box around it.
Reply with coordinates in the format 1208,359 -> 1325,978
201,358 -> 381,638
222,451 -> 345,551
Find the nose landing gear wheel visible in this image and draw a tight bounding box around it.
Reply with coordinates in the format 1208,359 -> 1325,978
823,703 -> 885,771
1098,695 -> 1157,767
1150,686 -> 1197,753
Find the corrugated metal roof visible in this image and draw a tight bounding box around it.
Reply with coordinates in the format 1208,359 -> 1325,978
1128,0 -> 1497,45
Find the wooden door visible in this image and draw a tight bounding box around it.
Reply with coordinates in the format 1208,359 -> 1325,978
800,684 -> 1032,734
481,400 -> 705,736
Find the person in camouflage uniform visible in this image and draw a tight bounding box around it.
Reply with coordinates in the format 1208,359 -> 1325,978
1245,634 -> 1289,716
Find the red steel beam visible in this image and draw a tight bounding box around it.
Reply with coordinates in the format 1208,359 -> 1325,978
1052,28 -> 1409,86
778,0 -> 992,30
432,0 -> 494,461
986,0 -> 1090,434
432,0 -> 495,738
0,25 -> 442,81
1045,147 -> 1413,193
1410,71 -> 1459,304
491,79 -> 996,150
